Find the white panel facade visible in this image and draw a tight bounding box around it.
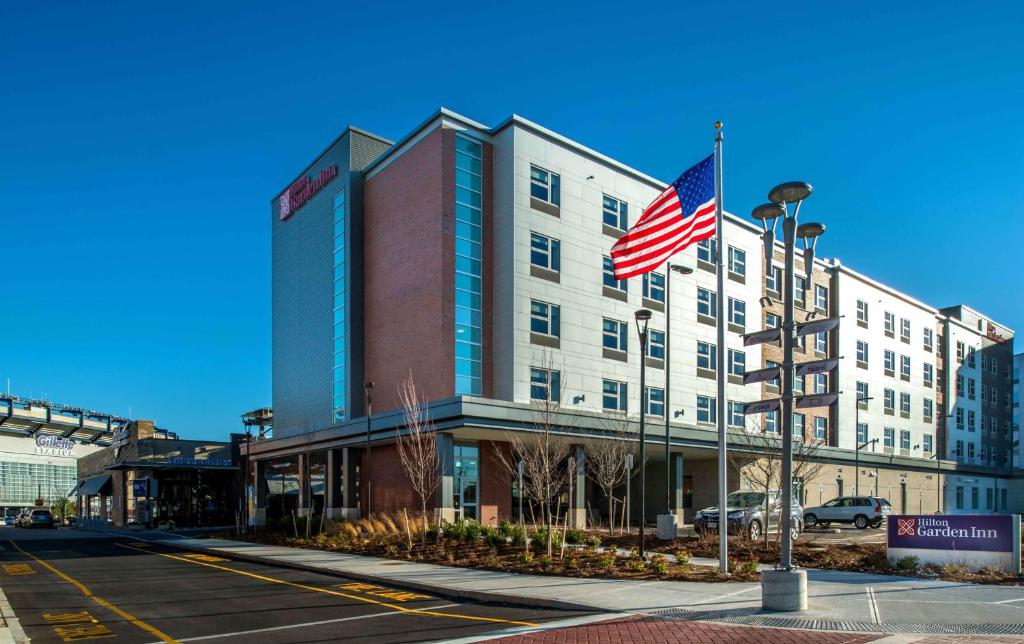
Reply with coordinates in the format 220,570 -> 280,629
835,267 -> 940,457
946,319 -> 985,465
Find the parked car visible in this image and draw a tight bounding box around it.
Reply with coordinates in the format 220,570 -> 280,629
694,490 -> 803,541
15,509 -> 32,527
803,496 -> 891,529
64,515 -> 77,527
26,509 -> 56,529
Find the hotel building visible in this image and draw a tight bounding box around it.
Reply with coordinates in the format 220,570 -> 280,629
248,108 -> 1017,527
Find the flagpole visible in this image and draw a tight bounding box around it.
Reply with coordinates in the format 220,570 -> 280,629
714,121 -> 728,574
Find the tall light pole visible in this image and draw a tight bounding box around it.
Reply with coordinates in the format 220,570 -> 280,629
364,381 -> 374,518
751,182 -> 825,611
854,395 -> 874,496
664,264 -> 693,519
634,308 -> 652,557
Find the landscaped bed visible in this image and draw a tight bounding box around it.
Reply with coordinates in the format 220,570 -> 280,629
212,515 -> 1024,586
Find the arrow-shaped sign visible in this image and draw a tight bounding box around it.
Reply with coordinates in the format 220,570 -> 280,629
796,317 -> 840,338
795,358 -> 839,377
743,366 -> 781,385
795,393 -> 839,409
743,328 -> 782,347
742,399 -> 782,415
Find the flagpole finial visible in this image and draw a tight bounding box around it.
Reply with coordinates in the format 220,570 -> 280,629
714,121 -> 723,130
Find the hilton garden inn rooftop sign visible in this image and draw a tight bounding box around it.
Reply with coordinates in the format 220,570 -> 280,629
887,514 -> 1021,573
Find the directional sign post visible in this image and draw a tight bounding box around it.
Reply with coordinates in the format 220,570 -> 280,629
795,393 -> 839,409
795,317 -> 840,338
795,358 -> 838,377
743,328 -> 782,347
743,366 -> 782,386
742,399 -> 782,415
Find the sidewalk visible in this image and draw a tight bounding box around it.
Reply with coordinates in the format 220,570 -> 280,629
127,531 -> 1024,636
0,587 -> 28,644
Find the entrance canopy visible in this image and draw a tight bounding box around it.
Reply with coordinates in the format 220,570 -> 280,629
77,475 -> 112,496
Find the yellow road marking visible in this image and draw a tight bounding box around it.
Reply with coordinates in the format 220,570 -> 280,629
337,582 -> 433,602
45,611 -> 114,641
3,563 -> 35,576
9,540 -> 179,643
182,553 -> 228,563
116,542 -> 539,627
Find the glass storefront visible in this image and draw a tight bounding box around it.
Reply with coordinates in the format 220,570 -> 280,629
264,456 -> 300,521
307,451 -> 326,515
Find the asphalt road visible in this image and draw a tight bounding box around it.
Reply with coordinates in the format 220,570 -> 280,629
0,529 -> 591,643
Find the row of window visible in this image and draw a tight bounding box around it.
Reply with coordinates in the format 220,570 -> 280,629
855,381 -> 934,420
855,341 -> 935,385
856,422 -> 933,452
954,486 -> 1008,511
855,300 -> 934,351
953,408 -> 1014,434
765,267 -> 827,310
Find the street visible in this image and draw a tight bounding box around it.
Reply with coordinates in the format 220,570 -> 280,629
0,529 -> 590,643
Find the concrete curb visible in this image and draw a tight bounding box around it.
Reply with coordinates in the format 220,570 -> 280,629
138,537 -> 599,613
0,587 -> 29,643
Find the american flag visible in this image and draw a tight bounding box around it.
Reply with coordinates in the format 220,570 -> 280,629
611,153 -> 716,279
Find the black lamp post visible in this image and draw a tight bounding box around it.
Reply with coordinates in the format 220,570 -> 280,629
634,308 -> 652,557
364,381 -> 374,518
664,264 -> 693,517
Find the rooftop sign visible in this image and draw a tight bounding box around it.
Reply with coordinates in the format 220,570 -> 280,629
279,165 -> 338,220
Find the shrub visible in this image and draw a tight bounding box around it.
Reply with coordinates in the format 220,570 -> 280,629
464,519 -> 483,542
627,556 -> 646,572
517,550 -> 534,565
565,555 -> 579,570
941,563 -> 969,579
565,529 -> 584,545
486,551 -> 501,568
598,551 -> 616,570
538,555 -> 552,571
649,555 -> 668,575
896,555 -> 920,572
583,535 -> 601,549
531,527 -> 563,552
740,559 -> 760,575
482,526 -> 505,547
379,514 -> 399,534
673,548 -> 691,567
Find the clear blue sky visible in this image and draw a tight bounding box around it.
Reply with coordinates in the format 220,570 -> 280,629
2,2 -> 1021,441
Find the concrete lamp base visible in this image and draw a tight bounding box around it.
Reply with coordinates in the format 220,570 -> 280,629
656,514 -> 679,540
761,569 -> 808,611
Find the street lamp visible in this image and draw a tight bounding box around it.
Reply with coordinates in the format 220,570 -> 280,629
664,264 -> 693,522
751,181 -> 824,612
364,381 -> 374,517
634,308 -> 652,557
854,396 -> 874,496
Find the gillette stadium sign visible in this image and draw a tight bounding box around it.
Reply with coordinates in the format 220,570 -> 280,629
887,514 -> 1020,573
35,435 -> 76,456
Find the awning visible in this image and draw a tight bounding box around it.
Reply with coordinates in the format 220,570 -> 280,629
77,475 -> 112,496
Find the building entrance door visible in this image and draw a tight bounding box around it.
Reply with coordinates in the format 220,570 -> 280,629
458,477 -> 478,521
453,443 -> 479,521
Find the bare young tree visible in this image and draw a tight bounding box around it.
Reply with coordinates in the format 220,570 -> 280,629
586,417 -> 636,534
494,365 -> 572,557
729,416 -> 826,548
396,371 -> 440,546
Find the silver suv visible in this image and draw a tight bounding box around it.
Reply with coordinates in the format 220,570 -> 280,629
695,490 -> 803,541
803,496 -> 890,529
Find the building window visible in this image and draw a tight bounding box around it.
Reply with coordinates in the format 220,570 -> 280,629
644,387 -> 664,416
856,300 -> 868,324
884,427 -> 895,448
971,486 -> 979,510
530,232 -> 560,272
814,284 -> 828,310
767,313 -> 781,329
697,287 -> 717,318
923,398 -> 933,420
857,422 -> 868,445
455,136 -> 484,396
794,372 -> 805,394
728,298 -> 746,328
967,346 -> 976,368
900,430 -> 911,450
856,381 -> 869,402
924,363 -> 933,387
955,486 -> 964,509
530,300 -> 560,337
766,267 -> 781,294
603,256 -> 627,292
642,272 -> 665,303
727,246 -> 746,277
956,408 -> 964,429
968,442 -> 975,460
967,410 -> 975,431
884,312 -> 895,335
332,189 -> 348,421
765,410 -> 779,433
794,275 -> 807,307
815,332 -> 827,353
727,401 -> 745,428
923,328 -> 933,351
697,396 -> 716,423
856,341 -> 868,367
728,349 -> 745,376
814,417 -> 827,440
954,440 -> 963,459
956,341 -> 965,363
900,355 -> 911,378
530,367 -> 561,402
766,360 -> 781,388
884,350 -> 895,375
648,330 -> 665,360
923,434 -> 933,453
794,413 -> 805,437
697,342 -> 717,371
602,318 -> 627,352
987,488 -> 993,510
968,378 -> 976,400
884,389 -> 895,413
900,318 -> 911,342
697,238 -> 716,264
530,165 -> 560,206
602,194 -> 628,230
956,374 -> 963,397
602,379 -> 627,412
900,392 -> 911,414
814,373 -> 828,394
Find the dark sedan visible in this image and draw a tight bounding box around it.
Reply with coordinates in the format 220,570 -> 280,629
26,509 -> 56,529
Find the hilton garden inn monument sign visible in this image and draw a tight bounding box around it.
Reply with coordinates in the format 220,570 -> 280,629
888,514 -> 1022,573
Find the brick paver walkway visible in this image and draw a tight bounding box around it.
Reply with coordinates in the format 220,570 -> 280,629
492,616 -> 885,643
